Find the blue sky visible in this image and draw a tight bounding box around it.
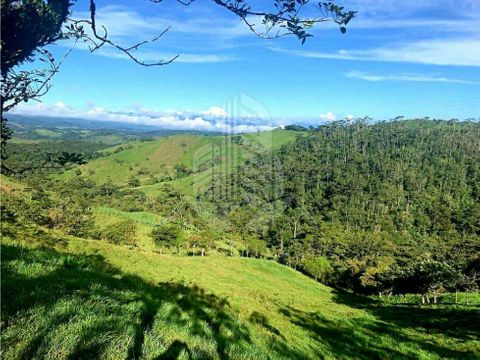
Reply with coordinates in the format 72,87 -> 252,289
12,0 -> 480,132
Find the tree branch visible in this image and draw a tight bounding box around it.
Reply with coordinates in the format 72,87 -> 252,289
66,0 -> 179,67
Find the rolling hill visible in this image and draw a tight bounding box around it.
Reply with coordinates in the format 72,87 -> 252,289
7,114 -> 200,145
55,129 -> 302,197
2,227 -> 478,359
2,120 -> 479,360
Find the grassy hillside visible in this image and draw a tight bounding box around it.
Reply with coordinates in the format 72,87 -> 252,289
56,130 -> 301,197
0,174 -> 25,194
2,229 -> 479,359
93,206 -> 161,251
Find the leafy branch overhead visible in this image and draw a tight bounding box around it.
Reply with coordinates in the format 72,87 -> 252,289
209,0 -> 356,43
1,0 -> 355,113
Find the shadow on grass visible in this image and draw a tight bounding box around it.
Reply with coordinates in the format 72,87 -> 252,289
3,242 -> 478,359
1,243 -> 254,359
336,290 -> 480,338
278,290 -> 479,359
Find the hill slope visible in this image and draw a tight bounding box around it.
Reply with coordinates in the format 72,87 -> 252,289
55,129 -> 301,197
208,119 -> 480,294
2,230 -> 478,359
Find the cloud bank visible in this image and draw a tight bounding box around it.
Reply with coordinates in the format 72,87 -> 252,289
10,101 -> 351,133
9,102 -> 281,134
319,112 -> 336,121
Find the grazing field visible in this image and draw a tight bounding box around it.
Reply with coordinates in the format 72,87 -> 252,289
1,231 -> 479,360
55,130 -> 301,196
0,174 -> 25,194
93,206 -> 162,251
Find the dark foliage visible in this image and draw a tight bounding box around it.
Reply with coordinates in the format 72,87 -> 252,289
3,141 -> 105,176
208,119 -> 480,294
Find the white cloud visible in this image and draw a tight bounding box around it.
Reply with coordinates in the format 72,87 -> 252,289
92,47 -> 236,64
71,5 -> 249,40
346,17 -> 480,32
202,106 -> 228,117
310,0 -> 480,36
338,0 -> 480,19
320,112 -> 336,121
9,102 -> 278,134
346,70 -> 478,84
64,5 -> 243,64
371,38 -> 480,67
270,37 -> 480,67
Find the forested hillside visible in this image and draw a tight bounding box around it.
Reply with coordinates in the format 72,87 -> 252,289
3,120 -> 479,298
207,119 -> 480,295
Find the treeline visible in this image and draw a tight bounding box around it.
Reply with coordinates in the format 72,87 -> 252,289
3,141 -> 108,175
206,119 -> 480,296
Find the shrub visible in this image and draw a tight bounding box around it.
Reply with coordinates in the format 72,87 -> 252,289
151,223 -> 184,252
244,236 -> 267,258
188,229 -> 216,256
128,176 -> 141,187
49,198 -> 96,237
102,220 -> 137,245
174,164 -> 192,178
304,256 -> 333,283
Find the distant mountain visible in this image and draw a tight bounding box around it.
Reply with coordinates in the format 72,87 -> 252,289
6,114 -> 215,144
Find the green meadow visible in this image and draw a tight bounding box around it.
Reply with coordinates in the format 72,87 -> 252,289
56,130 -> 301,196
2,228 -> 479,360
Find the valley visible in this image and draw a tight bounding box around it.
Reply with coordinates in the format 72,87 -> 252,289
1,116 -> 479,359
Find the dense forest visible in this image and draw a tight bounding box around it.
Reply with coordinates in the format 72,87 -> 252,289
3,141 -> 107,175
207,119 -> 480,297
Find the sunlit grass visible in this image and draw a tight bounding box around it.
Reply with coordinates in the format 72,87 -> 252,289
55,130 -> 302,197
2,232 -> 479,359
93,207 -> 161,251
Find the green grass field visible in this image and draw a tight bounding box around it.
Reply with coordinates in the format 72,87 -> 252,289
56,130 -> 301,197
2,228 -> 479,360
33,129 -> 63,138
0,174 -> 25,194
